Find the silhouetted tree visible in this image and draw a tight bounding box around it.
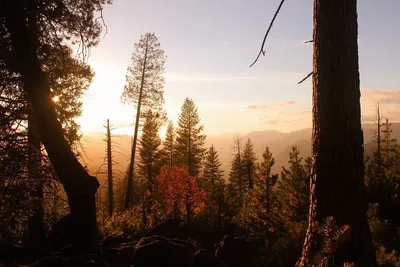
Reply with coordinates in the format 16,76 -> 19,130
121,33 -> 166,210
228,135 -> 245,207
202,145 -> 225,226
175,98 -> 206,177
138,110 -> 162,224
242,138 -> 257,190
161,121 -> 176,167
106,119 -> 114,217
1,0 -> 111,253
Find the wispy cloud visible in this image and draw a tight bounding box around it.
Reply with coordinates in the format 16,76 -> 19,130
244,101 -> 296,110
263,118 -> 306,125
361,88 -> 400,105
280,101 -> 296,106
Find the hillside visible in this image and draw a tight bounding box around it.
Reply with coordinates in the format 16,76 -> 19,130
80,123 -> 400,184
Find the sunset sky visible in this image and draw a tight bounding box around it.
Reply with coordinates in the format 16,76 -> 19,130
77,0 -> 400,136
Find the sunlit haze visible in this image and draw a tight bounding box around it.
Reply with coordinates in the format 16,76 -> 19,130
77,0 -> 400,136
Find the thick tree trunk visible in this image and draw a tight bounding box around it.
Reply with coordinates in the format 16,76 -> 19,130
26,0 -> 45,247
27,106 -> 46,247
124,42 -> 149,210
4,1 -> 100,254
296,0 -> 376,266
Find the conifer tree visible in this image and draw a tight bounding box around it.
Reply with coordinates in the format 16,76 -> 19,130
242,138 -> 257,190
256,146 -> 279,217
175,98 -> 206,177
381,118 -> 397,174
228,135 -> 245,206
138,110 -> 162,223
161,121 -> 176,167
276,146 -> 309,232
121,33 -> 166,209
203,145 -> 225,225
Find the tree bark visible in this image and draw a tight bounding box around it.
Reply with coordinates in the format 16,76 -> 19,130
26,0 -> 45,246
296,0 -> 376,266
124,40 -> 149,210
4,1 -> 100,254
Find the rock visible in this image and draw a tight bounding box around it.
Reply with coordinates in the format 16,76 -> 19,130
115,244 -> 135,264
146,218 -> 189,239
100,232 -> 132,248
0,242 -> 50,265
215,235 -> 256,267
132,235 -> 195,267
193,248 -> 222,267
31,256 -> 71,267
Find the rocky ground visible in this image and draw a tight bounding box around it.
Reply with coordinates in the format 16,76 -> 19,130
0,217 -> 263,267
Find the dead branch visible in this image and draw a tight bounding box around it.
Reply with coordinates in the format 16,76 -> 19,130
249,0 -> 286,67
298,71 -> 313,84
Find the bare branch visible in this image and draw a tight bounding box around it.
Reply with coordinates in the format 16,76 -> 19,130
304,40 -> 314,44
249,0 -> 286,68
298,71 -> 313,84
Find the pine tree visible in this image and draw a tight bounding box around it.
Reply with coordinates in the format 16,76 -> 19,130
138,110 -> 162,224
276,146 -> 309,233
242,138 -> 257,190
228,135 -> 245,207
121,33 -> 166,209
257,146 -> 279,217
381,118 -> 397,174
234,146 -> 279,237
161,121 -> 176,167
175,98 -> 206,177
203,145 -> 225,225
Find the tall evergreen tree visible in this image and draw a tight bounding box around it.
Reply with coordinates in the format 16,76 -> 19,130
382,118 -> 397,174
257,146 -> 279,217
242,138 -> 257,190
121,33 -> 166,209
161,121 -> 176,167
175,98 -> 206,177
203,145 -> 225,225
276,146 -> 309,226
228,135 -> 245,206
138,110 -> 162,224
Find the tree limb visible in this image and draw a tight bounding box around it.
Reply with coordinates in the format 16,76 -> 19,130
249,0 -> 286,67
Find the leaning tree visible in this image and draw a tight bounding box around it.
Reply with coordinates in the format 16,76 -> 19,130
1,0 -> 111,253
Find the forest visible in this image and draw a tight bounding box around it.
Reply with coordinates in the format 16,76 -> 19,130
0,0 -> 399,267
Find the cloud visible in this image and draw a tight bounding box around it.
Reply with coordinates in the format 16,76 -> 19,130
263,118 -> 305,125
280,101 -> 296,106
245,104 -> 269,110
361,88 -> 400,105
244,101 -> 296,110
361,88 -> 400,123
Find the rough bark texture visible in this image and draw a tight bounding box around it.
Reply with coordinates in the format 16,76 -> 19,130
296,0 -> 376,266
4,0 -> 100,254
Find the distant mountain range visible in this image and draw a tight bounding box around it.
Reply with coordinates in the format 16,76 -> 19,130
80,123 -> 400,185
